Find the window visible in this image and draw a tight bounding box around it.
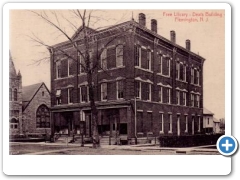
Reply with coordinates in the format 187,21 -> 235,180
176,90 -> 180,105
101,48 -> 107,70
177,115 -> 181,136
196,95 -> 200,107
158,55 -> 162,74
160,113 -> 164,133
183,65 -> 187,81
42,91 -> 44,96
68,88 -> 73,104
68,59 -> 73,76
147,50 -> 151,70
191,68 -> 194,84
207,118 -> 209,125
79,53 -> 85,74
13,88 -> 17,101
176,62 -> 179,79
135,46 -> 141,67
9,88 -> 12,101
80,86 -> 88,103
185,115 -> 188,133
197,70 -> 200,85
194,69 -> 198,84
167,58 -> 171,76
167,88 -> 171,104
56,90 -> 61,105
183,92 -> 186,106
117,80 -> 124,99
135,81 -> 141,99
191,93 -> 194,107
56,61 -> 61,79
159,86 -> 162,103
36,105 -> 50,128
146,84 -> 151,101
168,114 -> 172,133
10,118 -> 18,129
116,45 -> 123,67
101,83 -> 107,101
179,63 -> 184,80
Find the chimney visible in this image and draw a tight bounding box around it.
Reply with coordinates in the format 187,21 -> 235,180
139,13 -> 146,26
151,19 -> 157,33
170,30 -> 176,43
186,39 -> 191,51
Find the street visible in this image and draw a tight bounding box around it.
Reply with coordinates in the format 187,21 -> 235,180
9,142 -> 220,155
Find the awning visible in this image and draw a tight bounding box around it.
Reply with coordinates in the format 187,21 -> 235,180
56,90 -> 61,97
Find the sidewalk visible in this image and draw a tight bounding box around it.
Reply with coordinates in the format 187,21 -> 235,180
10,141 -> 219,154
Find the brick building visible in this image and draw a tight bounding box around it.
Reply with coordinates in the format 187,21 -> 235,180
9,51 -> 23,135
22,82 -> 51,135
50,13 -> 205,142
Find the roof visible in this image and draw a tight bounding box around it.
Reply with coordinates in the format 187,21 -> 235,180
213,117 -> 220,123
203,107 -> 214,115
53,20 -> 205,61
22,82 -> 50,111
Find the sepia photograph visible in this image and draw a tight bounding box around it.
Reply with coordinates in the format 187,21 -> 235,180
3,2 -> 231,175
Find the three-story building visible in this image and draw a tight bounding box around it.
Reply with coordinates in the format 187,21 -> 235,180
50,13 -> 205,142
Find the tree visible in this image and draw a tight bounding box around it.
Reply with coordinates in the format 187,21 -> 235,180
28,10 -> 132,148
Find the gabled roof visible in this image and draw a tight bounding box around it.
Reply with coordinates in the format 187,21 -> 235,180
213,117 -> 220,123
71,26 -> 97,40
203,107 -> 214,115
22,82 -> 50,111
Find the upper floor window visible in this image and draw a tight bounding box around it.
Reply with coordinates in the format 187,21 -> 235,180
166,58 -> 171,76
79,53 -> 85,74
116,45 -> 123,67
101,83 -> 108,101
68,88 -> 73,104
36,104 -> 50,128
196,94 -> 200,108
42,91 -> 44,96
158,55 -> 162,74
13,88 -> 17,101
191,93 -> 194,107
159,86 -> 162,103
10,118 -> 18,129
146,83 -> 151,101
147,50 -> 151,70
9,88 -> 12,101
80,86 -> 88,103
191,67 -> 200,85
183,92 -> 187,106
117,80 -> 124,99
176,90 -> 180,105
56,61 -> 61,79
68,59 -> 74,76
101,48 -> 107,70
166,88 -> 171,104
56,90 -> 61,105
135,46 -> 141,67
135,81 -> 141,99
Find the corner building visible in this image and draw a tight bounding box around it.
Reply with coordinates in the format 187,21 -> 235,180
50,13 -> 205,141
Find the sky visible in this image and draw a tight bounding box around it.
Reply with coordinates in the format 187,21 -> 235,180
9,9 -> 225,119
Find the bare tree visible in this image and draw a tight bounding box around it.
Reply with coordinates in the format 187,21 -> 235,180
29,10 -> 132,148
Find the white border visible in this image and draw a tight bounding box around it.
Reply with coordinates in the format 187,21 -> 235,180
3,2 -> 231,175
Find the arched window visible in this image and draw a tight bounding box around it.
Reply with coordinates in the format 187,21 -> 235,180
36,105 -> 50,128
9,88 -> 12,101
13,88 -> 17,101
10,118 -> 18,129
